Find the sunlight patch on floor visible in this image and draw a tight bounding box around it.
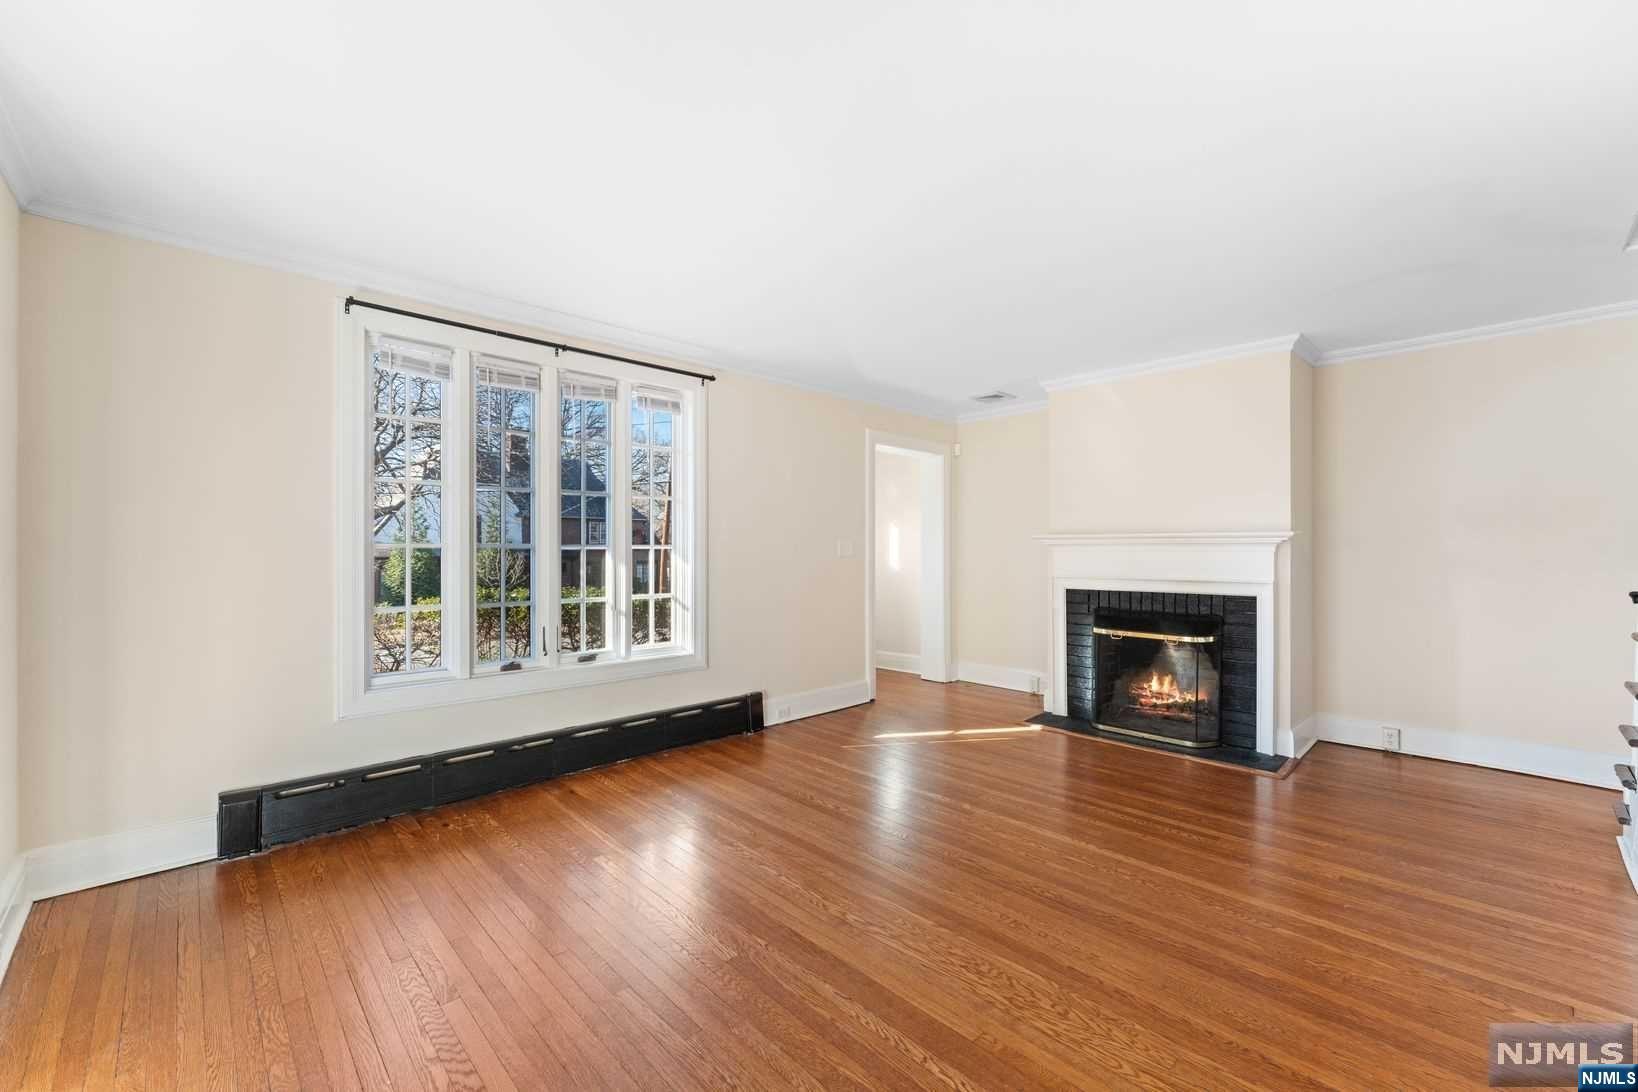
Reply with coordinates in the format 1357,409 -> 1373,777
871,725 -> 1043,741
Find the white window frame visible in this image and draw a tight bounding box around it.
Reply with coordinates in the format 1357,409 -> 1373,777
472,353 -> 547,671
556,370 -> 619,660
629,386 -> 683,650
336,302 -> 708,718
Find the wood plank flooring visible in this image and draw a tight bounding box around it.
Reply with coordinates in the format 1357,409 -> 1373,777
1,671 -> 1634,1089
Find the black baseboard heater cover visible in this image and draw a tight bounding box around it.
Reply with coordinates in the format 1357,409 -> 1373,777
217,691 -> 765,858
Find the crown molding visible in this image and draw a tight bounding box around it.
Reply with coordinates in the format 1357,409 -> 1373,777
24,198 -> 730,364
0,95 -> 38,208
1034,531 -> 1295,547
1040,333 -> 1310,393
1289,333 -> 1321,365
22,189 -> 1638,416
1314,298 -> 1638,365
21,198 -> 961,423
955,397 -> 1048,424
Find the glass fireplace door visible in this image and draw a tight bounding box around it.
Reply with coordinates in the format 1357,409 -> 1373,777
1092,614 -> 1222,748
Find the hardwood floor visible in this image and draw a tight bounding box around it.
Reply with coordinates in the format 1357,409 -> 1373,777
1,671 -> 1633,1089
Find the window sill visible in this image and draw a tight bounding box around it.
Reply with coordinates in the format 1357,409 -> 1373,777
338,647 -> 707,720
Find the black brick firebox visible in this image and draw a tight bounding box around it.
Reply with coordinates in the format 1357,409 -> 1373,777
1065,589 -> 1258,751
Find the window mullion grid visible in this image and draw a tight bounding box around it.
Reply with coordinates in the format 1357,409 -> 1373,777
585,386 -> 611,654
530,364 -> 547,669
647,403 -> 655,649
676,392 -> 690,653
560,381 -> 580,657
583,398 -> 596,651
632,393 -> 674,650
506,374 -> 538,666
494,378 -> 511,662
373,461 -> 399,670
405,382 -> 436,672
566,389 -> 584,655
379,382 -> 410,673
668,395 -> 684,650
629,388 -> 648,651
561,381 -> 614,657
612,381 -> 631,661
656,420 -> 669,647
472,362 -> 542,671
587,387 -> 614,657
473,372 -> 495,668
544,363 -> 561,668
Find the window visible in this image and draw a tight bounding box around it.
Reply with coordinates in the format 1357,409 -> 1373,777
339,307 -> 706,717
631,388 -> 679,647
474,356 -> 539,667
369,334 -> 450,676
559,374 -> 614,657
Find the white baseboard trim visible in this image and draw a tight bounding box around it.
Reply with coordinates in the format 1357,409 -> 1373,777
874,650 -> 921,675
956,661 -> 1044,695
765,679 -> 872,726
1278,716 -> 1318,761
1315,712 -> 1615,788
25,815 -> 217,903
0,856 -> 28,990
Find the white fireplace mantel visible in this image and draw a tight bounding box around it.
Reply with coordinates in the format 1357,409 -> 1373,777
1036,530 -> 1294,756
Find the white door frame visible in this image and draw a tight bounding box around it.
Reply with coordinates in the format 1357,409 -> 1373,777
864,430 -> 954,698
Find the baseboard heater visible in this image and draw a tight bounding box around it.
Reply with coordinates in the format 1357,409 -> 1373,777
216,691 -> 765,858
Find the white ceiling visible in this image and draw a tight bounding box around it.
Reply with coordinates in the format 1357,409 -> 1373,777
3,0 -> 1637,418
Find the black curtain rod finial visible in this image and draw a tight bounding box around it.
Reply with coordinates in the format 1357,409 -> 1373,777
343,296 -> 715,384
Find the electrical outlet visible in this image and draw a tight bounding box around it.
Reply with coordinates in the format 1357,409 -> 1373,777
835,539 -> 855,558
1381,726 -> 1402,752
1029,674 -> 1042,695
776,705 -> 792,722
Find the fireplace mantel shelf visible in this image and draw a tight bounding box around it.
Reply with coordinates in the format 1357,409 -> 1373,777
1034,531 -> 1295,547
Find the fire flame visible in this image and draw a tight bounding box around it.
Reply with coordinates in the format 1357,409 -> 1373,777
1135,672 -> 1190,707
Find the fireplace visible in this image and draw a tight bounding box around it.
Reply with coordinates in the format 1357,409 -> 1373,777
1041,533 -> 1291,757
1066,589 -> 1258,752
1092,612 -> 1221,747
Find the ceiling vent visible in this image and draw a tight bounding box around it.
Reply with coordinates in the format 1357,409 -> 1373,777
969,391 -> 1016,404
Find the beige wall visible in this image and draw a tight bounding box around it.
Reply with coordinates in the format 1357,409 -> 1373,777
0,177 -> 17,880
15,208 -> 1636,856
873,449 -> 922,658
1048,351 -> 1296,534
954,409 -> 1048,677
1288,354 -> 1315,730
1314,317 -> 1638,764
16,215 -> 953,850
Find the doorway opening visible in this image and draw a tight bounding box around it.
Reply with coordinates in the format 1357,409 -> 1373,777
865,433 -> 952,698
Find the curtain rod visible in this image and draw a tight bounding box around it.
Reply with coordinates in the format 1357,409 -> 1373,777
343,296 -> 716,384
